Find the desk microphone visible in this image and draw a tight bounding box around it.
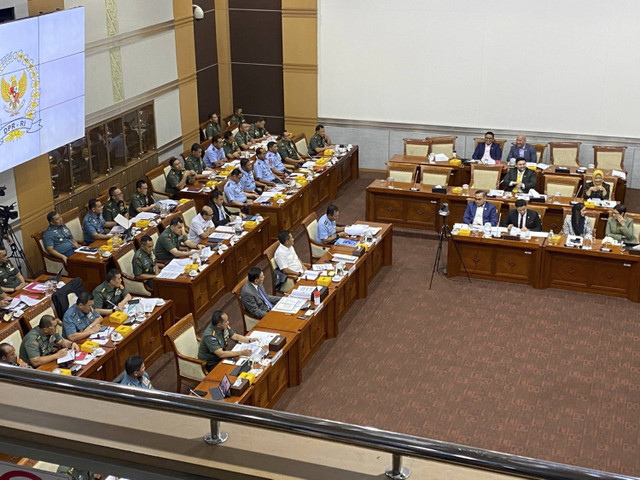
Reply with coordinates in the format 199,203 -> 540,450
497,212 -> 502,228
575,182 -> 583,199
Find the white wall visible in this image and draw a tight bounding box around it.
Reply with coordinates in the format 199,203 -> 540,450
318,0 -> 640,138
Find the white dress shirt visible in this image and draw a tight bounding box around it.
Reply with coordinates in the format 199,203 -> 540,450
274,243 -> 304,273
481,144 -> 492,162
473,205 -> 485,225
188,213 -> 214,243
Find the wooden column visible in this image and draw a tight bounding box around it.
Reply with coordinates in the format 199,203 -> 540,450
173,1 -> 200,149
282,0 -> 318,140
214,0 -> 233,119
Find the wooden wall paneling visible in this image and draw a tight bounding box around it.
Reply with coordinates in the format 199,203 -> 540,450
214,0 -> 233,119
197,66 -> 221,124
27,0 -> 63,15
194,4 -> 220,123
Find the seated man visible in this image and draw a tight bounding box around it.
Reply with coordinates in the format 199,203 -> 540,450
316,204 -> 346,244
229,106 -> 245,126
253,147 -> 282,186
222,131 -> 241,160
240,157 -> 267,194
506,135 -> 537,163
0,245 -> 26,293
462,190 -> 498,226
308,124 -> 335,156
184,142 -> 208,179
120,355 -> 153,389
155,216 -> 203,261
203,135 -> 226,168
204,112 -> 221,139
0,342 -> 31,367
274,230 -> 305,289
133,235 -> 158,289
240,267 -> 280,320
129,179 -> 156,216
503,199 -> 542,232
82,198 -> 112,244
62,292 -> 103,341
277,130 -> 306,167
209,189 -> 244,227
266,141 -> 290,177
42,211 -> 80,265
93,268 -> 132,316
103,186 -> 128,228
235,122 -> 254,151
166,156 -> 197,198
22,314 -> 80,367
472,131 -> 502,163
224,168 -> 257,210
503,157 -> 536,193
248,117 -> 269,141
197,310 -> 257,372
188,206 -> 216,244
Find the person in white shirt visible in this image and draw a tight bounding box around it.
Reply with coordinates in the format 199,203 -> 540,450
188,206 -> 216,243
274,230 -> 304,276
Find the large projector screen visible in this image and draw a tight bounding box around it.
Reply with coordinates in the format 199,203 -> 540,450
0,8 -> 84,172
318,0 -> 640,138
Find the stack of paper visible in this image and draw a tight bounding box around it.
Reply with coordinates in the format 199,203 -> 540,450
345,224 -> 369,236
302,270 -> 320,280
215,225 -> 235,233
17,295 -> 41,307
311,264 -> 332,271
332,253 -> 359,263
272,297 -> 306,314
130,212 -> 157,223
289,286 -> 316,300
248,330 -> 279,346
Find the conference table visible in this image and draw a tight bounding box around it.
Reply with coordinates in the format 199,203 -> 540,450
446,232 -> 640,302
194,220 -> 393,407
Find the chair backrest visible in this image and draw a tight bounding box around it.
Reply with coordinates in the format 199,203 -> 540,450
164,313 -> 206,382
386,163 -> 418,184
420,165 -> 453,186
232,278 -> 260,334
22,300 -> 56,331
470,165 -> 502,190
593,145 -> 626,171
531,143 -> 547,163
163,164 -> 171,177
60,208 -> 83,244
473,138 -> 507,152
301,212 -> 330,261
562,208 -> 600,235
112,242 -> 151,296
585,174 -> 617,201
182,205 -> 198,228
146,164 -> 167,192
292,134 -> 307,156
544,174 -> 581,197
32,230 -> 66,275
264,240 -> 295,294
526,205 -> 548,224
427,136 -> 457,157
549,142 -> 581,167
232,127 -> 239,136
624,213 -> 640,243
0,322 -> 23,355
403,138 -> 429,156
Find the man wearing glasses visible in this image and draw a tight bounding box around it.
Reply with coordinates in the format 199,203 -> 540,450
103,186 -> 128,228
20,314 -> 80,367
472,131 -> 502,163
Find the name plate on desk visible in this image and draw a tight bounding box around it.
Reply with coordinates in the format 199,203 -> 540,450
529,197 -> 546,203
269,335 -> 287,352
555,166 -> 571,173
431,187 -> 447,194
501,234 -> 521,241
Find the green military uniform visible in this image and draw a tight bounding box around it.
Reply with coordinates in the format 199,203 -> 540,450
198,323 -> 234,371
19,326 -> 62,366
223,139 -> 240,157
129,192 -> 151,217
184,153 -> 205,174
56,466 -> 95,480
165,168 -> 187,197
235,130 -> 252,149
308,133 -> 328,156
205,121 -> 221,138
230,114 -> 245,125
155,227 -> 188,261
248,124 -> 266,139
103,198 -> 127,223
133,247 -> 156,289
278,139 -> 300,161
93,280 -> 128,311
0,260 -> 21,290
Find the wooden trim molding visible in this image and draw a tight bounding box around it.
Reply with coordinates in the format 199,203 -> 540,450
281,9 -> 317,18
283,63 -> 317,73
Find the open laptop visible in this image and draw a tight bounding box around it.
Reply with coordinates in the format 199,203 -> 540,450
47,266 -> 64,283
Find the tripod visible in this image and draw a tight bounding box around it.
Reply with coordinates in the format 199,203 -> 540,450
429,218 -> 471,289
2,223 -> 34,278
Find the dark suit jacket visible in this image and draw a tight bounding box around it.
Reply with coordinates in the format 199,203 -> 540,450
583,181 -> 610,200
503,167 -> 537,192
209,202 -> 234,227
506,144 -> 537,163
502,209 -> 542,231
472,142 -> 502,161
240,281 -> 280,319
463,201 -> 498,226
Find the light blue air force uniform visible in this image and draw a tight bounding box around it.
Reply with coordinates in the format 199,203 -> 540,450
203,144 -> 225,168
266,151 -> 287,172
82,212 -> 106,244
224,178 -> 247,203
316,213 -> 336,243
253,159 -> 276,182
239,169 -> 257,192
62,304 -> 100,339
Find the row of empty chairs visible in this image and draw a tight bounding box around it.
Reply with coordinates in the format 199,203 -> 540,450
403,137 -> 627,170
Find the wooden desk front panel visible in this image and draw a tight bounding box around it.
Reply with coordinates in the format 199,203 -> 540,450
66,256 -> 112,292
366,185 -> 441,231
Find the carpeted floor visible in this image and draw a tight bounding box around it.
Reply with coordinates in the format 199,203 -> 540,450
149,171 -> 640,476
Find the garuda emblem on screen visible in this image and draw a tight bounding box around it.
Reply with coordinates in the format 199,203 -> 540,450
0,50 -> 41,143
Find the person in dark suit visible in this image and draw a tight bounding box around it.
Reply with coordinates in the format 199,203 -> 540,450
472,131 -> 502,162
209,189 -> 245,227
503,157 -> 537,193
503,199 -> 542,232
463,190 -> 498,226
506,135 -> 537,163
240,267 -> 280,319
583,170 -> 610,200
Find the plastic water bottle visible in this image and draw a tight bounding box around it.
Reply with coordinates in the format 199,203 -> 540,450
548,229 -> 554,245
135,303 -> 145,322
313,289 -> 320,306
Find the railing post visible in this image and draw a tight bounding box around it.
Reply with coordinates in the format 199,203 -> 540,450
385,453 -> 410,479
203,419 -> 228,445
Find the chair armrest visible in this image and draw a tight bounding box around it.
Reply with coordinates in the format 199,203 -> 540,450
173,351 -> 207,367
